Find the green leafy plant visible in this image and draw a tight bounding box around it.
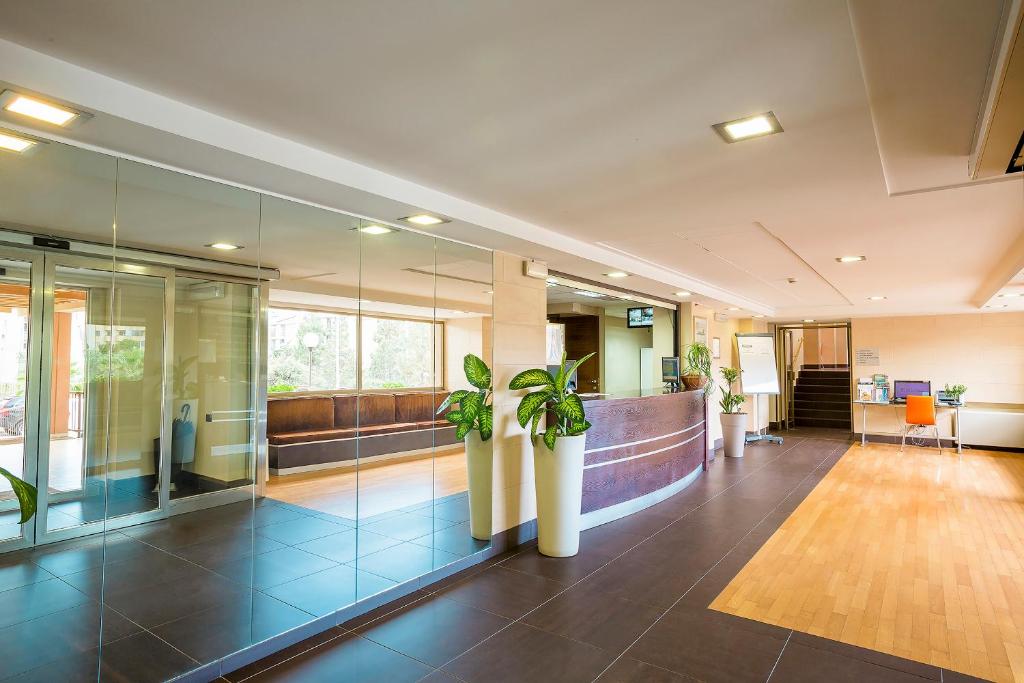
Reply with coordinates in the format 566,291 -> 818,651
944,383 -> 967,402
719,367 -> 746,414
437,354 -> 493,441
509,352 -> 595,451
684,342 -> 714,395
268,383 -> 298,394
0,467 -> 36,524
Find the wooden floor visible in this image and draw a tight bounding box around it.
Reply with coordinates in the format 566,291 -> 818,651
265,447 -> 468,519
711,443 -> 1024,683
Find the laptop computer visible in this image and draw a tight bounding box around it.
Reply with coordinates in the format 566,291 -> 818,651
892,380 -> 931,403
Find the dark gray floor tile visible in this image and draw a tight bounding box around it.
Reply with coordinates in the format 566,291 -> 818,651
0,557 -> 56,593
0,578 -> 91,629
597,656 -> 697,682
263,564 -> 395,616
214,546 -> 338,590
443,622 -> 616,683
770,640 -> 935,682
437,565 -> 564,619
61,545 -> 200,597
361,513 -> 458,542
523,582 -> 663,652
101,566 -> 249,628
409,521 -> 490,559
789,631 -> 941,680
221,627 -> 347,682
581,553 -> 704,609
255,516 -> 351,545
352,542 -> 460,584
28,532 -> 151,576
243,632 -> 432,683
356,594 -> 510,667
626,605 -> 789,683
151,591 -> 315,663
294,527 -> 402,564
498,544 -> 612,585
171,528 -> 287,571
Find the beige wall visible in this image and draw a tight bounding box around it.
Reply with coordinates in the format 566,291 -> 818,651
602,314 -> 652,394
445,316 -> 487,391
490,252 -> 547,534
851,312 -> 1024,437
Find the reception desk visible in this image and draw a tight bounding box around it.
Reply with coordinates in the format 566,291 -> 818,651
579,389 -> 708,529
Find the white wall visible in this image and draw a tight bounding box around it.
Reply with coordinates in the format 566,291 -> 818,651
602,314 -> 652,394
445,316 -> 486,391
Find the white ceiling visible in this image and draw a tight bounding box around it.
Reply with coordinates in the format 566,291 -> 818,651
0,0 -> 1020,320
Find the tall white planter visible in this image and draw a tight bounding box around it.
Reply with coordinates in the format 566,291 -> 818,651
533,433 -> 586,557
720,412 -> 747,458
465,431 -> 493,541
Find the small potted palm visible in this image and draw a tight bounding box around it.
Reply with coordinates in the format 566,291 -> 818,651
943,383 -> 967,405
719,367 -> 747,458
437,354 -> 493,540
682,342 -> 713,394
509,352 -> 595,557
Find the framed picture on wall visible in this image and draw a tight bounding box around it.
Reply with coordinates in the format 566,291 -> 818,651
712,336 -> 721,359
694,317 -> 709,347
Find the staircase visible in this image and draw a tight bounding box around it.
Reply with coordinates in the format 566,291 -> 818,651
792,366 -> 851,429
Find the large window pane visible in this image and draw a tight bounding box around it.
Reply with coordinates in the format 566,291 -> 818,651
360,316 -> 442,389
267,308 -> 356,392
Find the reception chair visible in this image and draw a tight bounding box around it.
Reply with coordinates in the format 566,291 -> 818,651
900,395 -> 941,453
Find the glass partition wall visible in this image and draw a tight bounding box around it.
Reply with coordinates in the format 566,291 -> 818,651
0,135 -> 493,680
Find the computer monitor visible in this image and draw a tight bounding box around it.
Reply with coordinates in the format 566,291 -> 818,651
894,380 -> 931,400
662,356 -> 681,384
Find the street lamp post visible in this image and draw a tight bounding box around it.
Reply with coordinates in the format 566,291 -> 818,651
302,332 -> 321,390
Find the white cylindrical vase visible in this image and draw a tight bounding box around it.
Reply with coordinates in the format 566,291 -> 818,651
533,433 -> 586,557
465,431 -> 493,541
720,412 -> 747,458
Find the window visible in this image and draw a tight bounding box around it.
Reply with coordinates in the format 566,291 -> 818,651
267,308 -> 357,393
361,316 -> 443,389
266,308 -> 442,393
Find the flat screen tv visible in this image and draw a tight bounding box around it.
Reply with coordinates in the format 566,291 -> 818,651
626,306 -> 654,328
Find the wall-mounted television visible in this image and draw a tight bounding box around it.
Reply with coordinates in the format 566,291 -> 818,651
626,306 -> 654,328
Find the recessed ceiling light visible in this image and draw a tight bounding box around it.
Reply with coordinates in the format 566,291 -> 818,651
206,242 -> 242,251
675,291 -> 692,297
753,314 -> 765,318
1,92 -> 80,126
803,319 -> 815,323
400,214 -> 448,226
484,290 -> 493,295
727,307 -> 740,311
359,225 -> 393,235
712,111 -> 783,143
836,255 -> 866,263
997,293 -> 1021,298
605,271 -> 629,278
574,290 -> 604,298
546,277 -> 558,284
867,295 -> 886,301
984,304 -> 1008,309
0,130 -> 36,153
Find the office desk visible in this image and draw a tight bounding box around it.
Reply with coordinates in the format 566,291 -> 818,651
853,400 -> 962,454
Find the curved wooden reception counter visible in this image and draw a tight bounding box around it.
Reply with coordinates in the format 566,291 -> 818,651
580,389 -> 708,529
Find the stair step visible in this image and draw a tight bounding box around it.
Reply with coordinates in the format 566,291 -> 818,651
794,398 -> 850,409
796,378 -> 850,388
794,416 -> 852,429
794,407 -> 850,419
794,384 -> 851,395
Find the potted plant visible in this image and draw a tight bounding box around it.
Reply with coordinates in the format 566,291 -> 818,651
719,367 -> 747,458
943,383 -> 967,405
510,351 -> 595,557
682,342 -> 713,394
437,354 -> 493,540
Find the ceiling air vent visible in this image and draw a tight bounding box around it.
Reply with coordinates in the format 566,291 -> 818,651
1008,129 -> 1024,174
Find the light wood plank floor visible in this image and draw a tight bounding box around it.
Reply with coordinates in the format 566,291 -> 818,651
711,443 -> 1024,683
266,447 -> 468,519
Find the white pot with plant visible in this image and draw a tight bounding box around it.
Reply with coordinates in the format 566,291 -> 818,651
510,352 -> 595,558
682,342 -> 713,393
943,383 -> 967,405
719,367 -> 747,458
437,354 -> 493,541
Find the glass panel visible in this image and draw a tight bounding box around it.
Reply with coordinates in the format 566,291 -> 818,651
0,258 -> 34,544
259,196 -> 361,617
356,222 -> 441,594
171,276 -> 257,500
431,238 -> 495,559
45,264 -> 165,531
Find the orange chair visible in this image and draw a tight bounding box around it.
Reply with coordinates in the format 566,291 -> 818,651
900,395 -> 941,453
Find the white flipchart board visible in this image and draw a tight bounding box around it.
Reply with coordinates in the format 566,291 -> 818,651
736,333 -> 780,395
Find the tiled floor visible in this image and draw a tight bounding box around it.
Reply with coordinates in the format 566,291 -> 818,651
0,490 -> 486,682
231,435 -> 989,683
